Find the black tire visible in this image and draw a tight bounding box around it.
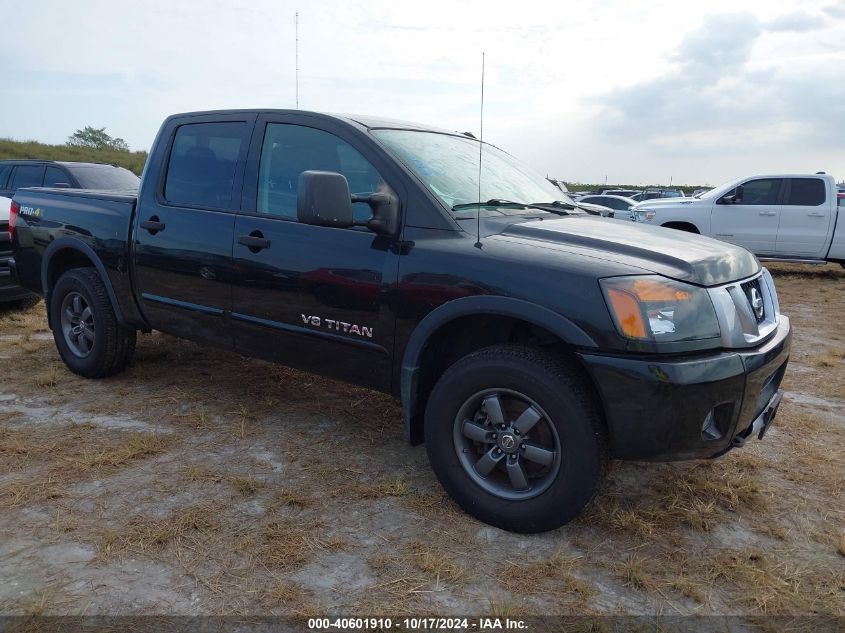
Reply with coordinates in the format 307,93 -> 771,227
49,268 -> 136,378
424,344 -> 607,533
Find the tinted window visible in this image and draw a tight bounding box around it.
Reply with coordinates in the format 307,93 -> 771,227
164,122 -> 246,209
737,178 -> 781,205
66,165 -> 140,190
10,165 -> 43,190
258,123 -> 385,222
786,178 -> 825,206
0,165 -> 11,189
839,196 -> 845,208
44,166 -> 71,187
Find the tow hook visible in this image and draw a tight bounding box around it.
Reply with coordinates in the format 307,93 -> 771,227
732,390 -> 783,448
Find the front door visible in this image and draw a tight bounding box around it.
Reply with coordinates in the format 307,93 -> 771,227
133,115 -> 254,346
776,177 -> 832,257
231,116 -> 401,390
710,177 -> 784,255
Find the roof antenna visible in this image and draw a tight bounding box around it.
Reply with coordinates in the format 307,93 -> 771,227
475,52 -> 485,249
295,11 -> 300,109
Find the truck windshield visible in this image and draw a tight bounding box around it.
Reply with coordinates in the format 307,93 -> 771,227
65,164 -> 141,191
373,129 -> 567,216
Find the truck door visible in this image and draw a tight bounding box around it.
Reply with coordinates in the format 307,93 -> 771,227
230,115 -> 402,390
775,177 -> 832,257
709,177 -> 783,255
132,115 -> 254,346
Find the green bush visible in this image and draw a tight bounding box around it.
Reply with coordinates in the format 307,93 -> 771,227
0,138 -> 147,176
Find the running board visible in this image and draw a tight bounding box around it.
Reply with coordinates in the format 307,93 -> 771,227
757,257 -> 826,265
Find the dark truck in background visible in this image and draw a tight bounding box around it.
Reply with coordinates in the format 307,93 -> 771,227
1,160 -> 139,304
11,110 -> 791,532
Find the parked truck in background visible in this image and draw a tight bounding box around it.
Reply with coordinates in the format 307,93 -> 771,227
11,110 -> 791,532
633,173 -> 845,266
1,161 -> 140,304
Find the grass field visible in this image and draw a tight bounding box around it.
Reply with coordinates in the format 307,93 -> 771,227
0,138 -> 147,175
0,263 -> 842,619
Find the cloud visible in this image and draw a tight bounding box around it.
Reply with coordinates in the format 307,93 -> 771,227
671,13 -> 762,80
591,11 -> 845,149
766,12 -> 826,32
822,3 -> 845,20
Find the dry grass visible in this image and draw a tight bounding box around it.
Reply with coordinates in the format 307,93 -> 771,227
101,505 -> 220,557
230,476 -> 264,497
403,541 -> 468,584
257,520 -> 344,571
613,554 -> 659,592
496,550 -> 592,599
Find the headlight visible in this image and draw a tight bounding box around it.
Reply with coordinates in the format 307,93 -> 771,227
601,276 -> 720,343
634,208 -> 655,222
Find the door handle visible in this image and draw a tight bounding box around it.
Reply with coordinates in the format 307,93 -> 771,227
807,212 -> 825,217
238,232 -> 271,252
140,217 -> 165,233
758,211 -> 777,216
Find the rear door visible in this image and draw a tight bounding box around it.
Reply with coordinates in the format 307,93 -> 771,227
775,177 -> 832,257
132,114 -> 255,346
710,177 -> 784,254
230,113 -> 402,389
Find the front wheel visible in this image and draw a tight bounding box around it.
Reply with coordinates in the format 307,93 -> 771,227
50,268 -> 136,378
424,345 -> 607,533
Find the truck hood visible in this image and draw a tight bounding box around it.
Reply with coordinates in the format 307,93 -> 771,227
634,197 -> 702,208
493,215 -> 759,286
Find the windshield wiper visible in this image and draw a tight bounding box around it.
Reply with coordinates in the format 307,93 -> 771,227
452,199 -> 579,216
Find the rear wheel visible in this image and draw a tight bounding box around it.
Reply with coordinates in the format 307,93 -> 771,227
424,345 -> 607,533
50,268 -> 136,378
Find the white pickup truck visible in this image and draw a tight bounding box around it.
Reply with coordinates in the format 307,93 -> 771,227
633,173 -> 845,266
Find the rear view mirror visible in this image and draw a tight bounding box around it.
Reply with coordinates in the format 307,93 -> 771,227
297,170 -> 401,236
297,171 -> 354,228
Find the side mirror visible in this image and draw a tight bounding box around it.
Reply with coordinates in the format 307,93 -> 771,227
297,171 -> 354,228
719,185 -> 744,205
352,192 -> 401,236
297,170 -> 401,236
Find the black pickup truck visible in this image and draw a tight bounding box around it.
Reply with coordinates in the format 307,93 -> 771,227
11,110 -> 791,532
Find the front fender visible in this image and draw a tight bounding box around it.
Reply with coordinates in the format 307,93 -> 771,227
399,295 -> 597,444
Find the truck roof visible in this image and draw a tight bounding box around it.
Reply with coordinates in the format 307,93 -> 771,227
169,109 -> 462,136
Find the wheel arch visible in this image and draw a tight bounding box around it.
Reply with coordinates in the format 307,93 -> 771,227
41,238 -> 127,328
399,296 -> 598,445
660,220 -> 700,233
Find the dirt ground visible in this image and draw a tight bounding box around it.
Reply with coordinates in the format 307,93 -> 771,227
0,263 -> 843,620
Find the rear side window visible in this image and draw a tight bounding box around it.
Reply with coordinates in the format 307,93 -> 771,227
786,178 -> 825,206
44,166 -> 71,187
164,122 -> 246,209
10,165 -> 44,190
67,165 -> 140,190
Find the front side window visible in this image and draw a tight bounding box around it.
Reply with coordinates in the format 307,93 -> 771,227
164,122 -> 246,209
785,178 -> 825,206
736,178 -> 782,206
257,123 -> 385,222
10,165 -> 43,190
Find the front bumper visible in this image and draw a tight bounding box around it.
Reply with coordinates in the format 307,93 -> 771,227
578,315 -> 791,461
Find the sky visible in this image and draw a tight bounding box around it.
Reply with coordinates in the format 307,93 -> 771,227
1,0 -> 843,186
